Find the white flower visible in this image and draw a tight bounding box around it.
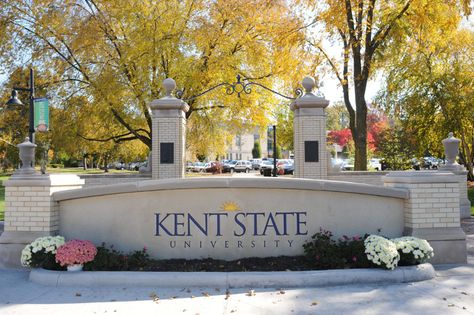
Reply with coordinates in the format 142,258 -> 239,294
364,235 -> 400,270
391,236 -> 434,264
20,236 -> 66,267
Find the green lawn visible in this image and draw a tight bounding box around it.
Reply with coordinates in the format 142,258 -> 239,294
468,187 -> 474,216
0,175 -> 9,222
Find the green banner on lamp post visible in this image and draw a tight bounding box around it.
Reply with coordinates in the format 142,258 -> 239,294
34,98 -> 49,132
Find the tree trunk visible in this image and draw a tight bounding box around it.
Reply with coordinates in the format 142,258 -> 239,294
353,82 -> 368,171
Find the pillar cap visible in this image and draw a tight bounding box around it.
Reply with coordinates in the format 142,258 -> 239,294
149,78 -> 189,112
291,76 -> 329,111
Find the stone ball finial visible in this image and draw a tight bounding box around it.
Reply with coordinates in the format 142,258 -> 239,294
448,132 -> 454,138
302,77 -> 316,93
162,78 -> 176,97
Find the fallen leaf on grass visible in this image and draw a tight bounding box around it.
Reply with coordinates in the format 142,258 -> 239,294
311,301 -> 318,306
448,304 -> 455,307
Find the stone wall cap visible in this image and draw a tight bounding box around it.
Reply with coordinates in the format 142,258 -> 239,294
4,174 -> 84,187
149,98 -> 189,112
383,171 -> 459,183
78,173 -> 151,179
52,177 -> 409,201
328,171 -> 389,176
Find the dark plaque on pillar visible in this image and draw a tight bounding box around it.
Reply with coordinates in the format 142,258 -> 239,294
160,143 -> 174,164
304,141 -> 319,162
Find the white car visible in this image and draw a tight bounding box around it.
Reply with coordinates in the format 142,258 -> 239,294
234,160 -> 252,173
192,162 -> 206,172
369,158 -> 382,171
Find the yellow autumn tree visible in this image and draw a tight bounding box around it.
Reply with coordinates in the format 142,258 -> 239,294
0,0 -> 312,160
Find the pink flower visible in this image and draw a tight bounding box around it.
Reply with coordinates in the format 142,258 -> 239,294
55,240 -> 97,267
352,256 -> 357,262
352,235 -> 361,241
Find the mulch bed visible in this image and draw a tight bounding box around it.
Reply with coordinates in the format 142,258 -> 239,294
139,256 -> 317,272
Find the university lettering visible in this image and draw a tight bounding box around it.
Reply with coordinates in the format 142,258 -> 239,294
155,211 -> 307,237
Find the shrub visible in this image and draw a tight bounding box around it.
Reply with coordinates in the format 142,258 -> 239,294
21,236 -> 65,270
338,234 -> 371,268
303,229 -> 372,269
391,236 -> 434,266
55,240 -> 97,267
84,243 -> 150,271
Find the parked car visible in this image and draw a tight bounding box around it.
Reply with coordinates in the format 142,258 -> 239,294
250,159 -> 263,170
259,160 -> 275,175
277,160 -> 294,175
222,160 -> 238,173
205,161 -> 222,173
185,162 -> 194,172
128,161 -> 145,171
109,161 -> 126,170
341,159 -> 354,171
192,162 -> 206,172
369,158 -> 382,171
234,160 -> 252,173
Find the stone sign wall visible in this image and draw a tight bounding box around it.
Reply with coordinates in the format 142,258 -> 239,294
53,178 -> 406,260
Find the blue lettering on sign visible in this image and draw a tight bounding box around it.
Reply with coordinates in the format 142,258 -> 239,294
155,211 -> 307,237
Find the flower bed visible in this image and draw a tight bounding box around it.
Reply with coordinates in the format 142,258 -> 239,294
21,230 -> 433,272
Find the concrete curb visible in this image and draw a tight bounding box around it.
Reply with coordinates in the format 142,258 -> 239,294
29,263 -> 435,288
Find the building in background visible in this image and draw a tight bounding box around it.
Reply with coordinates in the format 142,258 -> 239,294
225,129 -> 268,161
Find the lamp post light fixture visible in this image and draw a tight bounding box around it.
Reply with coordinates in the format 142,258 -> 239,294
5,68 -> 36,143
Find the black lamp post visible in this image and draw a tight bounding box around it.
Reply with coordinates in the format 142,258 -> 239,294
6,68 -> 35,143
272,125 -> 277,177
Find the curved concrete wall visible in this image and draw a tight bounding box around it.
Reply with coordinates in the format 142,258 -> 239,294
54,178 -> 407,260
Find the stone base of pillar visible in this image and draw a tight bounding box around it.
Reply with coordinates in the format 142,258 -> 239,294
0,173 -> 83,268
0,231 -> 51,268
404,227 -> 467,264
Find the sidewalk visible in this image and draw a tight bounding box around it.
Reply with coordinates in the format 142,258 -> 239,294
0,219 -> 473,315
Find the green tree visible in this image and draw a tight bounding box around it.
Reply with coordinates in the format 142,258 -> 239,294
252,141 -> 261,159
305,0 -> 470,170
378,20 -> 474,178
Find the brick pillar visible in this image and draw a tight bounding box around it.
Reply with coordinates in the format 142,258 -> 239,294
0,174 -> 83,268
439,166 -> 471,219
383,171 -> 466,264
150,78 -> 189,180
290,77 -> 329,179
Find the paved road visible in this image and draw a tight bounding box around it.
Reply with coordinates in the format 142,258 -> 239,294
0,218 -> 472,315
